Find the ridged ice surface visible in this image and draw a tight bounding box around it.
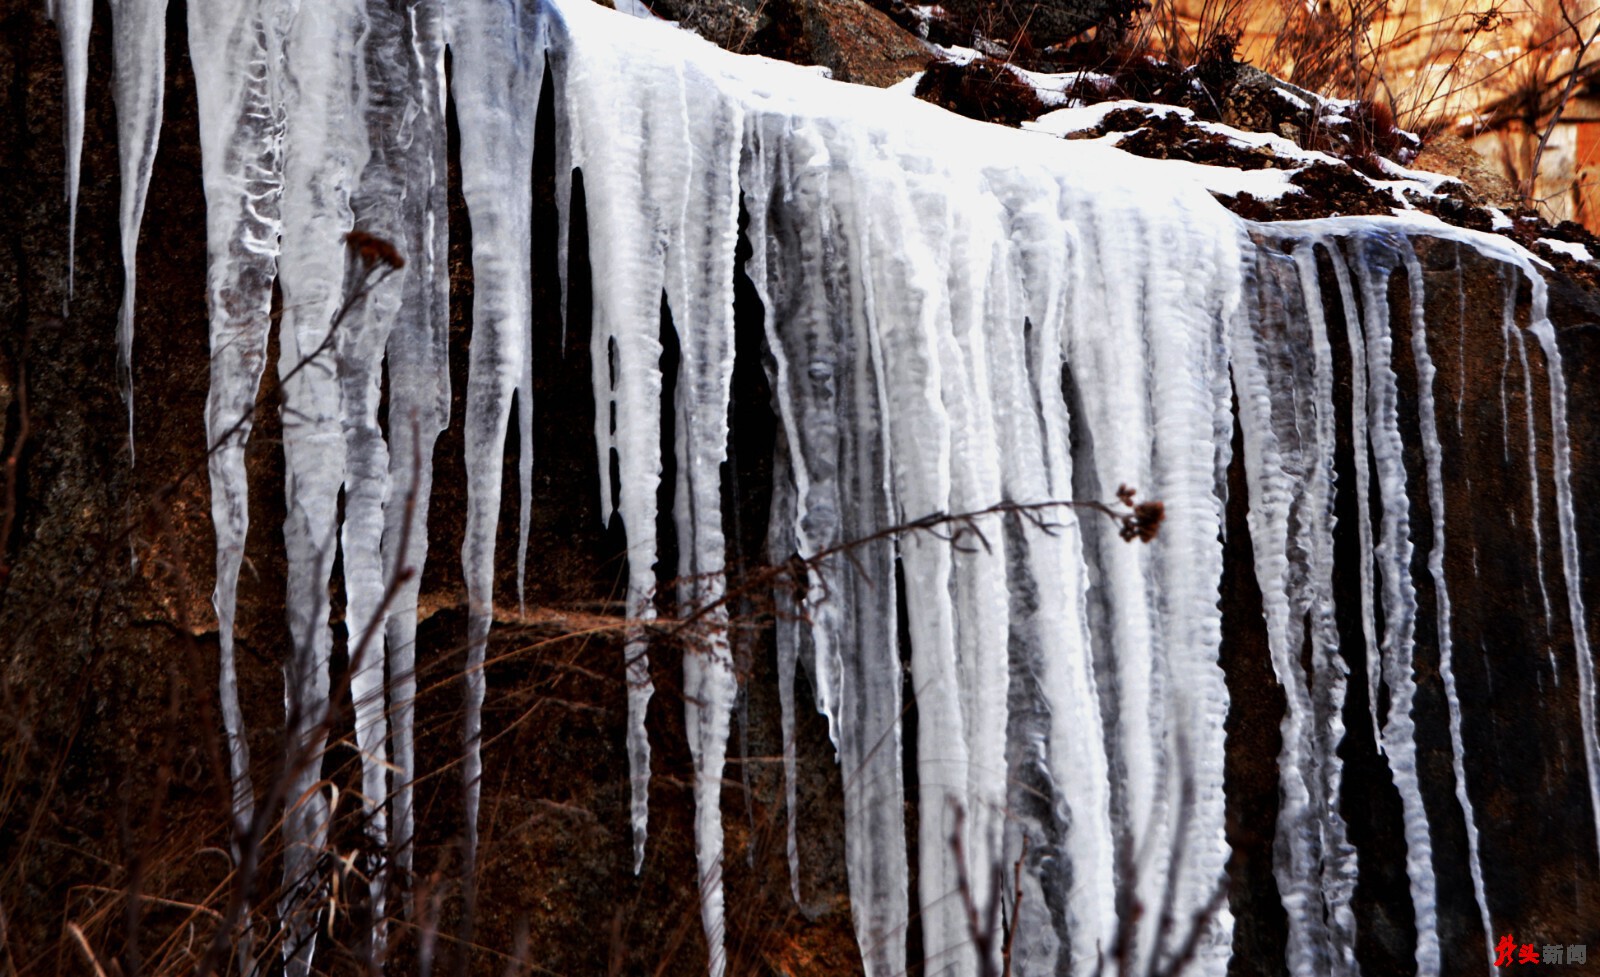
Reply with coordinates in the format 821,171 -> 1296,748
53,1 -> 1600,975
542,6 -> 1240,972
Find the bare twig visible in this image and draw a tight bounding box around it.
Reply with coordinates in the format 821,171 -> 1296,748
669,487 -> 1164,641
1527,0 -> 1600,198
195,234 -> 412,977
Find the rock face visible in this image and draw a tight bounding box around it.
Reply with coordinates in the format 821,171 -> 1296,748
3,3 -> 1600,977
937,0 -> 1140,48
635,0 -> 929,85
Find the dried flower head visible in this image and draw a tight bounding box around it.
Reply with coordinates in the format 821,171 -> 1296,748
1120,500 -> 1165,543
344,230 -> 405,270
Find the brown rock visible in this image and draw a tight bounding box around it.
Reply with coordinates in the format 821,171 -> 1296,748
647,0 -> 930,87
750,0 -> 930,87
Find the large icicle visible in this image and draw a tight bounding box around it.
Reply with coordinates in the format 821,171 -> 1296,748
449,0 -> 542,875
667,95 -> 743,977
550,1 -> 688,876
664,87 -> 743,977
273,2 -> 367,972
188,0 -> 291,918
1349,231 -> 1440,977
1052,168 -> 1238,975
45,0 -> 92,303
1231,232 -> 1357,977
108,0 -> 168,451
742,117 -> 909,977
761,126 -> 912,959
336,0 -> 449,951
374,0 -> 451,905
990,170 -> 1114,976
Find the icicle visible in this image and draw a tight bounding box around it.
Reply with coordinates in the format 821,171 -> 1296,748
666,103 -> 742,977
450,0 -> 542,875
274,2 -> 367,971
1324,244 -> 1386,754
375,0 -> 450,907
1287,240 -> 1359,970
937,174 -> 1011,977
744,121 -> 911,976
188,0 -> 291,918
989,172 -> 1115,976
1512,327 -> 1554,629
1349,232 -> 1440,977
1229,237 -> 1356,977
334,231 -> 394,957
337,0 -> 449,951
1522,279 -> 1600,893
108,0 -> 167,455
764,440 -> 806,904
46,0 -> 91,306
844,144 -> 974,977
1397,243 -> 1497,976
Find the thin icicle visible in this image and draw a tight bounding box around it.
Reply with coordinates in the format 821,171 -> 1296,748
739,115 -> 909,975
1350,232 -> 1439,977
1523,282 -> 1600,891
1230,239 -> 1351,977
1398,243 -> 1497,976
188,0 -> 292,901
664,60 -> 743,977
1325,245 -> 1386,753
449,0 -> 542,875
46,0 -> 92,305
1513,327 -> 1554,630
274,2 -> 367,970
1288,240 -> 1359,970
337,0 -> 449,951
108,0 -> 168,455
377,0 -> 451,906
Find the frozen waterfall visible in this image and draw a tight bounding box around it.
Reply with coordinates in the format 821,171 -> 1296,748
46,0 -> 1599,974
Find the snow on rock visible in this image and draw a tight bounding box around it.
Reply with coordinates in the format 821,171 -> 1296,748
59,0 -> 1600,975
1540,237 -> 1594,261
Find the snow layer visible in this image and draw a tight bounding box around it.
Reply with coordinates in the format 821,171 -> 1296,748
56,1 -> 1600,975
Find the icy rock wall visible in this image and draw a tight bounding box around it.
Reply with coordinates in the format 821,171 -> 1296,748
41,0 -> 1598,975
